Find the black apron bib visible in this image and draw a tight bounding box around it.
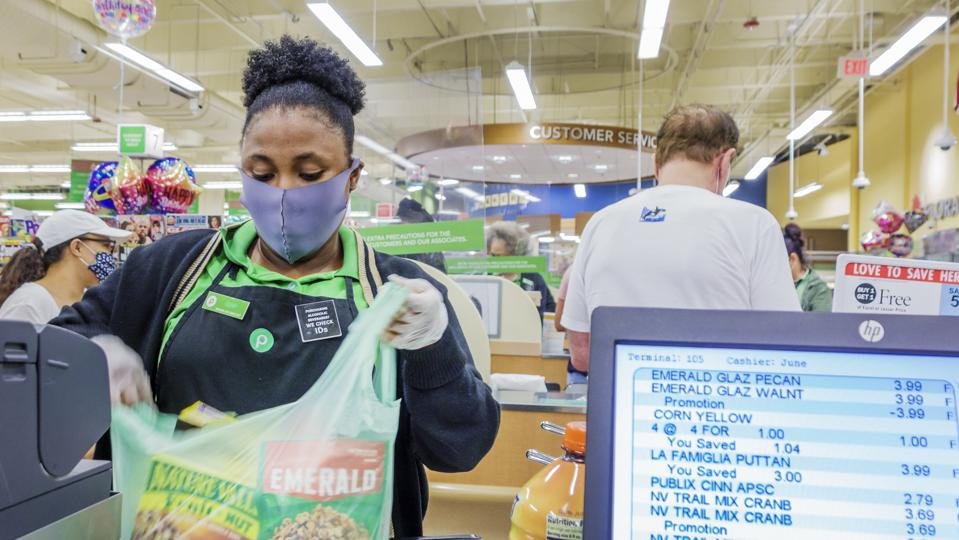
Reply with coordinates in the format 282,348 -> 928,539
155,261 -> 358,416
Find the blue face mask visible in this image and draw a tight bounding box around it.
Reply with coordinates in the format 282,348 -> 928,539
80,243 -> 119,282
240,159 -> 360,264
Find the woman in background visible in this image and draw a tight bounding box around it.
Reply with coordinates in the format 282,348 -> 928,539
784,223 -> 832,312
0,210 -> 129,323
487,221 -> 555,319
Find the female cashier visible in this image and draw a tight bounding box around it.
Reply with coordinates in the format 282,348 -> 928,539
52,36 -> 499,538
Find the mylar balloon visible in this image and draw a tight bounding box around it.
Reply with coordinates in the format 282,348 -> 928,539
875,211 -> 905,234
111,156 -> 149,214
84,161 -> 118,214
145,158 -> 201,213
889,234 -> 913,258
91,0 -> 156,39
902,210 -> 928,233
861,229 -> 890,255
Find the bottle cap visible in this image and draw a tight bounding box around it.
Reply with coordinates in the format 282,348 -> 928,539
562,421 -> 587,455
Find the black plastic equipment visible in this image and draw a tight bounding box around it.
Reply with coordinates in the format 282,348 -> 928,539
0,321 -> 112,539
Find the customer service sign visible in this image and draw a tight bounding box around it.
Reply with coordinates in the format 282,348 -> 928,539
833,254 -> 959,316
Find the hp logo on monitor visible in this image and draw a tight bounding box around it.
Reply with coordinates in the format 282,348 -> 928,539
858,320 -> 885,343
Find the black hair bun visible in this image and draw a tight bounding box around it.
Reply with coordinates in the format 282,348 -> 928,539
242,35 -> 365,115
784,223 -> 804,247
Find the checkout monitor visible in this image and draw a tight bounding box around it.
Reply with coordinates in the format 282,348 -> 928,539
584,308 -> 959,540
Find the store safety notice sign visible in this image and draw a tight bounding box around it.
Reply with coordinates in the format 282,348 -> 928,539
833,254 -> 959,316
357,219 -> 484,255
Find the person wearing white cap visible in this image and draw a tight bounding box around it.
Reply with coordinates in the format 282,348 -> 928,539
0,210 -> 132,324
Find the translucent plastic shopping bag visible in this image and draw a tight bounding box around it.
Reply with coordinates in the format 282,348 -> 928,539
111,284 -> 408,540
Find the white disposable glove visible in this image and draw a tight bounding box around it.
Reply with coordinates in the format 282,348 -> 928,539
91,335 -> 154,406
383,275 -> 449,350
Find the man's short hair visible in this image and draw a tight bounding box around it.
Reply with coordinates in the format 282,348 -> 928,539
654,104 -> 740,167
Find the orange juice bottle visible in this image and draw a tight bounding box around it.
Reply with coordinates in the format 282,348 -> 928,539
509,421 -> 586,540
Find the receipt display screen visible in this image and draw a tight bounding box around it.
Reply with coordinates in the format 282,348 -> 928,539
612,344 -> 959,540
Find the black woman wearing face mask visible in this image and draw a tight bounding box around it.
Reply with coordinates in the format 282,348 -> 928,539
52,36 -> 500,537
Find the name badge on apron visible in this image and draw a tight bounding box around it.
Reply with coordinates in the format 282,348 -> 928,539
295,300 -> 343,342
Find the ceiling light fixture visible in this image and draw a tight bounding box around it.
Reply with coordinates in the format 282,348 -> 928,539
0,110 -> 90,122
573,183 -> 587,198
722,181 -> 741,197
102,43 -> 204,93
306,2 -> 383,67
0,192 -> 65,201
192,165 -> 238,173
55,202 -> 86,210
0,165 -> 31,173
370,217 -> 400,224
509,174 -> 522,180
510,188 -> 541,203
793,181 -> 823,198
472,165 -> 485,172
60,181 -> 71,188
638,0 -> 670,59
354,135 -> 418,170
557,155 -> 573,164
407,185 -> 423,193
378,177 -> 393,185
505,61 -> 537,110
786,109 -> 833,141
744,156 -> 775,180
436,178 -> 460,186
201,181 -> 243,190
490,155 -> 508,163
539,236 -> 556,243
348,210 -> 371,218
593,164 -> 609,172
71,141 -> 177,152
869,12 -> 947,76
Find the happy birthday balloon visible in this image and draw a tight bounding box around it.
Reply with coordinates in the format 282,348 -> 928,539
111,156 -> 149,214
84,161 -> 118,214
91,0 -> 156,39
861,229 -> 891,255
145,158 -> 201,214
902,210 -> 928,233
889,234 -> 913,257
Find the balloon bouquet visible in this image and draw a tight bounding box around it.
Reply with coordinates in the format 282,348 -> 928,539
84,156 -> 201,215
860,198 -> 928,258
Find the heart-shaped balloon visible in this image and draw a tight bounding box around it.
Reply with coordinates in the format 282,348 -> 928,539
861,229 -> 891,254
902,210 -> 928,233
145,158 -> 201,214
111,156 -> 150,214
889,234 -> 913,257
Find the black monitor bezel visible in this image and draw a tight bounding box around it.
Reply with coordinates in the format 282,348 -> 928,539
584,307 -> 959,539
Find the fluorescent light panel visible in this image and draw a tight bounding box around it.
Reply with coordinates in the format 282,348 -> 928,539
0,110 -> 89,122
794,182 -> 823,198
407,185 -> 423,192
103,43 -> 204,93
71,141 -> 177,152
505,62 -> 537,110
869,14 -> 947,76
744,156 -> 775,180
786,109 -> 833,141
1,192 -> 65,201
573,183 -> 587,198
348,210 -> 371,218
55,202 -> 86,210
192,165 -> 238,173
202,181 -> 242,190
306,3 -> 383,67
436,178 -> 460,186
510,188 -> 541,203
637,0 -> 670,59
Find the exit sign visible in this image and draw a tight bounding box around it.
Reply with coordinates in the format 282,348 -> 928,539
838,55 -> 870,79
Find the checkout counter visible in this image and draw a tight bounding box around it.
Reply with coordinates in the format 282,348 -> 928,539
423,276 -> 586,538
0,321 -> 117,540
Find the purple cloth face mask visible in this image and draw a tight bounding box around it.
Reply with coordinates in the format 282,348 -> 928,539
240,159 -> 360,264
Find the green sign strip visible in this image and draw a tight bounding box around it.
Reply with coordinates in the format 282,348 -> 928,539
69,170 -> 88,202
446,256 -> 547,274
357,219 -> 484,255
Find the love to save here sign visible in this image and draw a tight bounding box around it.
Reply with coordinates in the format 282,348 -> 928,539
833,254 -> 959,316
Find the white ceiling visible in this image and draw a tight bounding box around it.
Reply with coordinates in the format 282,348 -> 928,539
0,0 -> 947,197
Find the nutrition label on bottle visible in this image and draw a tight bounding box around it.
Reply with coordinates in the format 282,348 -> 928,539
615,345 -> 959,540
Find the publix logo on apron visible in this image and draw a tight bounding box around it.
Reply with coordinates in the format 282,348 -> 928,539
250,328 -> 275,353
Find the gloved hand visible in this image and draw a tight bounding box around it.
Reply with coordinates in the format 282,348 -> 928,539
383,275 -> 449,350
91,335 -> 153,406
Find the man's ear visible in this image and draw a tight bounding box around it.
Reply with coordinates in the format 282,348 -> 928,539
721,147 -> 737,174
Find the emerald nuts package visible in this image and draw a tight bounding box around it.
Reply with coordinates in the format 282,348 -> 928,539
111,286 -> 408,540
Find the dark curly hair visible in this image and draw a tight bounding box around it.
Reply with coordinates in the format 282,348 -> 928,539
783,223 -> 807,267
242,35 -> 366,158
0,238 -> 68,307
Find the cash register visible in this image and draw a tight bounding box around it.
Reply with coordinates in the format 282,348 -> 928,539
0,321 -> 114,539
